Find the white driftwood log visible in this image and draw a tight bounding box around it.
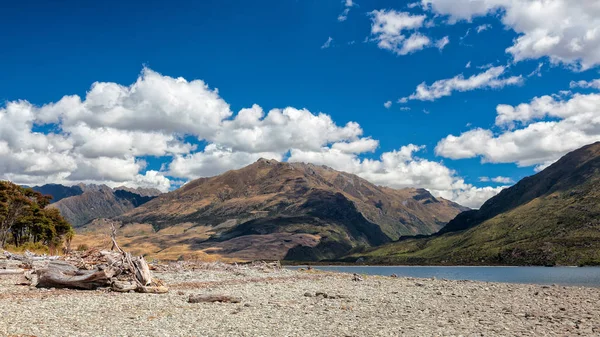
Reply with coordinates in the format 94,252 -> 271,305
5,224 -> 168,294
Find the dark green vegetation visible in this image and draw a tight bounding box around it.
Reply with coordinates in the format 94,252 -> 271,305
0,181 -> 73,251
116,159 -> 466,261
350,142 -> 600,266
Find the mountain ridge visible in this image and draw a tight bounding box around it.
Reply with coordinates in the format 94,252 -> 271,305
42,184 -> 160,227
82,158 -> 469,261
350,142 -> 600,266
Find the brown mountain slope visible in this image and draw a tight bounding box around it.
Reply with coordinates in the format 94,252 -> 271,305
110,159 -> 467,261
351,142 -> 600,266
50,185 -> 156,227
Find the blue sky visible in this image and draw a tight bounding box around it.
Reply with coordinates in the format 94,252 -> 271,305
1,0 -> 600,208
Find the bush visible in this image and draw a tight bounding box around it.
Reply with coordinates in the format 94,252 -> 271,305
4,241 -> 49,254
76,244 -> 89,252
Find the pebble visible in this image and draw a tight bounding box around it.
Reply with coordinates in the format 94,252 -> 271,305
0,269 -> 598,336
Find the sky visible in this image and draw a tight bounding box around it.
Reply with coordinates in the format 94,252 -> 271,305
1,0 -> 600,208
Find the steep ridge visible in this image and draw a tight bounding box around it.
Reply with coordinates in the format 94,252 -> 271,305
50,185 -> 157,227
30,184 -> 84,203
111,159 -> 467,261
353,142 -> 600,266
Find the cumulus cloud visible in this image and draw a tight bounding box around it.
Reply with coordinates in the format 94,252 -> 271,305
400,66 -> 523,102
436,90 -> 600,170
369,9 -> 448,55
421,0 -> 600,70
289,144 -> 502,208
384,101 -> 392,109
0,67 -> 503,208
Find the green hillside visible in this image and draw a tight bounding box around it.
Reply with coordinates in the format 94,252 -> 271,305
348,142 -> 600,266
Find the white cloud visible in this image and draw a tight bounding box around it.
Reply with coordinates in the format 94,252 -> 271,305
480,176 -> 514,184
169,144 -> 283,179
289,144 -> 502,208
476,24 -> 491,33
399,107 -> 411,111
527,62 -> 544,77
570,79 -> 600,90
436,90 -> 600,170
331,138 -> 379,154
384,100 -> 392,109
321,36 -> 333,49
401,66 -> 523,102
466,61 -> 471,68
213,105 -> 363,154
369,10 -> 446,56
477,63 -> 495,70
491,176 -> 514,184
435,36 -> 450,50
0,67 -> 503,208
421,0 -> 600,70
337,0 -> 356,22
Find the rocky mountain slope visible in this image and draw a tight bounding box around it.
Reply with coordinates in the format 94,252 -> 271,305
352,142 -> 600,266
105,159 -> 467,261
48,185 -> 159,227
30,184 -> 84,203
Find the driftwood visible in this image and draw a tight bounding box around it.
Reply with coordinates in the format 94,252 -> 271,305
0,269 -> 25,275
3,225 -> 168,294
188,294 -> 242,303
3,250 -> 60,262
35,263 -> 115,290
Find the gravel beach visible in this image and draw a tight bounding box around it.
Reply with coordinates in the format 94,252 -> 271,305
1,266 -> 599,336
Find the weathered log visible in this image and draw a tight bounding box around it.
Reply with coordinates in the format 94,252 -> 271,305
3,251 -> 27,261
36,266 -> 115,290
131,254 -> 151,286
0,269 -> 25,275
111,280 -> 138,292
20,224 -> 169,293
188,294 -> 242,303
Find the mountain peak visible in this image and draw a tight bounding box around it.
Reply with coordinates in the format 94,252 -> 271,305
117,160 -> 467,261
256,157 -> 279,164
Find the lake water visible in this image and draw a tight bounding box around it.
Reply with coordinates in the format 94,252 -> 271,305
286,266 -> 600,287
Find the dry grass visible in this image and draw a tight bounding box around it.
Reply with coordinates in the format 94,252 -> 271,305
71,222 -> 232,262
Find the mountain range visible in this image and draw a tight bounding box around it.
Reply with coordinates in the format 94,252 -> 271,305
74,159 -> 467,261
351,142 -> 600,266
29,184 -> 161,227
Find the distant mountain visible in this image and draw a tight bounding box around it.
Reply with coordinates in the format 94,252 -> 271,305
30,184 -> 84,203
108,159 -> 467,261
113,186 -> 162,197
48,185 -> 158,227
351,142 -> 600,266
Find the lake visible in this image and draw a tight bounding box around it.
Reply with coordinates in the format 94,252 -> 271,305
286,266 -> 600,287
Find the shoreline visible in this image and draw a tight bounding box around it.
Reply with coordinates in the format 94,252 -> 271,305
2,265 -> 600,336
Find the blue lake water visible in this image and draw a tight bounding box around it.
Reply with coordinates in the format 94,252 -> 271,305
286,266 -> 600,287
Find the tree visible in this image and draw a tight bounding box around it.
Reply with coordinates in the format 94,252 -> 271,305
0,181 -> 73,249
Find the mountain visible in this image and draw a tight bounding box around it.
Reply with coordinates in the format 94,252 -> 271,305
113,186 -> 162,197
104,159 -> 467,261
30,184 -> 84,203
352,142 -> 600,266
49,185 -> 158,227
